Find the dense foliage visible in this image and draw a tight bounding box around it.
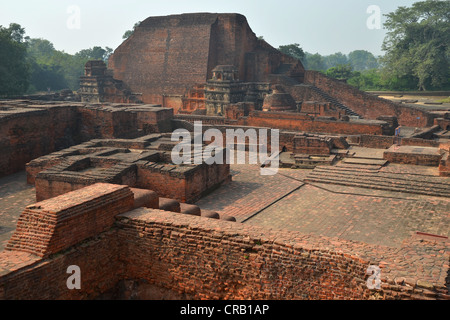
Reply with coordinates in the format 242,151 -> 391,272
381,0 -> 450,91
26,38 -> 113,93
0,23 -> 113,97
279,0 -> 449,91
0,24 -> 30,96
1,1 -> 448,97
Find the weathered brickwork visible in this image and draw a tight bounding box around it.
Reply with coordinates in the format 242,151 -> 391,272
0,230 -> 122,300
175,113 -> 390,136
383,145 -> 444,167
1,203 -> 447,300
304,71 -> 436,127
0,102 -> 174,179
27,134 -> 231,204
0,103 -> 80,178
1,11 -> 449,302
5,183 -> 134,257
108,13 -> 304,108
243,112 -> 389,136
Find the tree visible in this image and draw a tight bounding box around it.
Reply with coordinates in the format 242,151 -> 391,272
347,69 -> 385,91
75,46 -> 113,62
27,38 -> 114,92
348,50 -> 379,71
326,64 -> 354,80
304,53 -> 326,71
27,38 -> 73,91
324,52 -> 348,70
123,21 -> 141,40
0,23 -> 30,96
381,0 -> 450,90
278,43 -> 305,61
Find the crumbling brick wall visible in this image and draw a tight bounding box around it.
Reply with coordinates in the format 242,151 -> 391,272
6,183 -> 134,257
0,203 -> 447,300
304,71 -> 435,127
0,105 -> 79,177
243,111 -> 388,135
108,13 -> 304,107
0,103 -> 175,178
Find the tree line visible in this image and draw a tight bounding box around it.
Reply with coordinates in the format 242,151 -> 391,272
1,0 -> 448,97
0,23 -> 112,97
279,0 -> 449,91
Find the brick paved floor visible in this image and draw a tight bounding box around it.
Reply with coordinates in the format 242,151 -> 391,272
349,146 -> 386,159
246,182 -> 449,248
0,171 -> 35,251
195,162 -> 449,248
1,164 -> 448,251
195,165 -> 309,222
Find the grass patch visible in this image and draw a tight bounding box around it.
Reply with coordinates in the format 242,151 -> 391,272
437,97 -> 450,103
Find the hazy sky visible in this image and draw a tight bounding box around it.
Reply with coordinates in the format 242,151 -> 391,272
1,0 -> 415,56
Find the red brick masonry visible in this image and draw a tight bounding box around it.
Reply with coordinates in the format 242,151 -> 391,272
5,183 -> 134,257
0,184 -> 448,300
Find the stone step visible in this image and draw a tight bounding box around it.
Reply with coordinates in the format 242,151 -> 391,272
305,175 -> 450,198
312,166 -> 450,188
342,158 -> 388,166
308,85 -> 362,118
306,167 -> 450,197
309,170 -> 450,194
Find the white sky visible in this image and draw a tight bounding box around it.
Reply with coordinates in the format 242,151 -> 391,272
0,0 -> 415,56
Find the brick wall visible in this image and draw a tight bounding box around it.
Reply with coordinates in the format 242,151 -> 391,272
383,148 -> 443,167
116,209 -> 373,300
77,105 -> 139,140
243,111 -> 387,135
358,135 -> 443,149
1,205 -> 448,300
0,230 -> 122,300
293,135 -> 332,155
304,71 -> 435,127
359,135 -> 395,149
108,13 -> 304,106
6,183 -> 134,257
136,160 -> 230,204
0,103 -> 176,178
0,105 -> 79,178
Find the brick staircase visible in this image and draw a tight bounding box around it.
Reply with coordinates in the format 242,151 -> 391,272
302,84 -> 362,118
305,165 -> 450,198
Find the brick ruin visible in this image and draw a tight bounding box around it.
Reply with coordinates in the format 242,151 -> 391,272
0,12 -> 449,301
26,134 -> 230,203
1,182 -> 448,300
80,12 -> 443,130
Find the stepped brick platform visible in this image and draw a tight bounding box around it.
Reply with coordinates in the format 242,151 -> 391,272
27,135 -> 231,204
336,162 -> 382,171
6,183 -> 134,257
1,202 -> 448,300
384,145 -> 445,167
342,158 -> 388,166
292,154 -> 337,169
305,165 -> 450,198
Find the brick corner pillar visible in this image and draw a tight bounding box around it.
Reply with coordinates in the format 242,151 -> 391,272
6,183 -> 134,258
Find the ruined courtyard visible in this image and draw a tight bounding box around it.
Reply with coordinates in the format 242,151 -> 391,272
0,13 -> 449,300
